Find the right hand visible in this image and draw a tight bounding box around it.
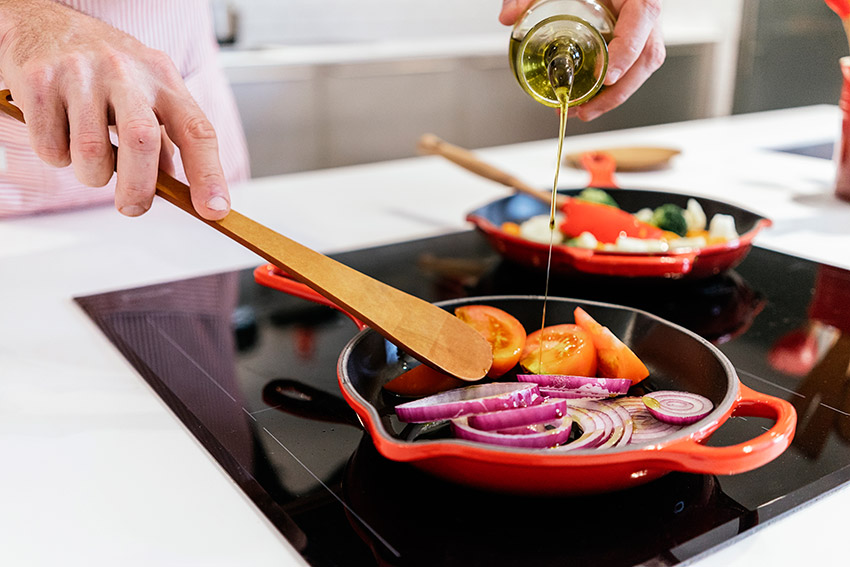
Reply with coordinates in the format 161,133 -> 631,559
0,0 -> 231,220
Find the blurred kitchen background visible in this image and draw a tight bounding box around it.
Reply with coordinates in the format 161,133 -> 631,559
211,0 -> 848,178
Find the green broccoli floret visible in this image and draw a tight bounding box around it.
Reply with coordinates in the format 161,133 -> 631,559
576,187 -> 619,208
650,203 -> 688,237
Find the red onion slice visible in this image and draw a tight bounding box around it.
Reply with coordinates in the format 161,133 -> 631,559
518,374 -> 632,396
610,397 -> 683,443
395,382 -> 541,423
539,387 -> 612,400
467,399 -> 567,431
566,399 -> 633,449
452,415 -> 572,449
554,406 -> 607,450
520,374 -> 631,399
642,391 -> 713,425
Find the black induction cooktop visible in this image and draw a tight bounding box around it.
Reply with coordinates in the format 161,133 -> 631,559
76,230 -> 850,567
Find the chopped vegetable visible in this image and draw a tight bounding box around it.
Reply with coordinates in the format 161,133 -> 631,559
642,391 -> 713,424
455,305 -> 527,378
634,207 -> 654,224
519,323 -> 597,376
708,213 -> 738,241
683,198 -> 707,232
564,231 -> 599,249
517,374 -> 631,398
573,307 -> 649,384
607,236 -> 668,253
650,203 -> 688,237
560,199 -> 663,243
610,397 -> 685,442
395,382 -> 541,423
519,214 -> 564,244
383,364 -> 466,397
452,414 -> 572,448
667,236 -> 707,251
467,398 -> 567,431
500,221 -> 521,236
576,187 -> 619,208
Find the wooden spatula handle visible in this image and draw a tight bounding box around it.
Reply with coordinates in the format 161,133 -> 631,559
418,133 -> 559,206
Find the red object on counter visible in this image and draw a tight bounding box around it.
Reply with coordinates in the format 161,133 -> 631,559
835,56 -> 850,202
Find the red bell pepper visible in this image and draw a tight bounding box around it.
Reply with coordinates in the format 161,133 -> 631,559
559,197 -> 663,244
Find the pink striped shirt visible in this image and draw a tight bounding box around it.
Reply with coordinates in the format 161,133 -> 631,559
0,0 -> 250,217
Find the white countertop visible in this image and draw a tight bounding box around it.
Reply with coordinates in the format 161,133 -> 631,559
2,105 -> 849,566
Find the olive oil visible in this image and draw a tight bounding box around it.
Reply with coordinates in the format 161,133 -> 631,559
538,87 -> 571,369
509,0 -> 615,108
509,22 -> 607,108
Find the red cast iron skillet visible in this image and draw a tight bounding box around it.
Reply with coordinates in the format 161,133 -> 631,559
466,154 -> 772,279
255,265 -> 796,496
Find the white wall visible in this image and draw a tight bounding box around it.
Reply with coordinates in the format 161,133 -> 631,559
215,0 -> 504,47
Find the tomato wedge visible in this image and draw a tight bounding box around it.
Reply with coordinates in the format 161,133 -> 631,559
455,305 -> 527,378
519,324 -> 597,376
573,307 -> 649,384
383,364 -> 466,397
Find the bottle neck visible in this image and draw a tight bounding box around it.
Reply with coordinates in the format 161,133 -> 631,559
544,41 -> 580,98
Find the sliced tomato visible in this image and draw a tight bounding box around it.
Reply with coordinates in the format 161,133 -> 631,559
519,323 -> 597,376
573,307 -> 649,384
383,364 -> 466,397
455,305 -> 527,378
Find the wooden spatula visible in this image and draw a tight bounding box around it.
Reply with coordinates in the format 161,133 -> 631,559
0,91 -> 493,381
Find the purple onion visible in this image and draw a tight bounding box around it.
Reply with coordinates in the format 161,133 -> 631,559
394,382 -> 541,423
467,399 -> 567,431
451,415 -> 572,449
519,374 -> 631,399
642,391 -> 713,425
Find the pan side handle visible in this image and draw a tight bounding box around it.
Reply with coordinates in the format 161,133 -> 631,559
649,383 -> 797,475
253,263 -> 368,331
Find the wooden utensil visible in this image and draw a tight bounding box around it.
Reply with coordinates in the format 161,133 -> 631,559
418,133 -> 563,207
0,90 -> 492,381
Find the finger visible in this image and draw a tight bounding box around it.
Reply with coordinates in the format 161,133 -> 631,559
156,90 -> 230,221
158,127 -> 176,178
18,85 -> 72,168
112,95 -> 162,217
604,0 -> 663,85
66,92 -> 115,187
577,27 -> 665,121
499,0 -> 536,25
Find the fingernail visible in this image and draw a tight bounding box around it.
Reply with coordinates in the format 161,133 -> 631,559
206,196 -> 229,211
606,69 -> 621,84
119,205 -> 147,217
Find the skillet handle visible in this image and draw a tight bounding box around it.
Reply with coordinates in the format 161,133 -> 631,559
653,383 -> 797,475
253,263 -> 368,331
580,152 -> 619,189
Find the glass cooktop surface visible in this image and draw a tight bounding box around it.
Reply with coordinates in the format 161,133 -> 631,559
76,230 -> 850,567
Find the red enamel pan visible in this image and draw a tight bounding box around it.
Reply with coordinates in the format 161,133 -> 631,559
419,135 -> 771,279
255,265 -> 796,495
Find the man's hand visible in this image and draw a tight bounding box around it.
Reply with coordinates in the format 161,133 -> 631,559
0,0 -> 230,219
499,0 -> 666,121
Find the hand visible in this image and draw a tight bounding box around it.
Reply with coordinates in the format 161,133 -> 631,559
499,0 -> 665,121
0,0 -> 230,220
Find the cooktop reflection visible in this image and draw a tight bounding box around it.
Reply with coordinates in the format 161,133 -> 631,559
75,231 -> 850,567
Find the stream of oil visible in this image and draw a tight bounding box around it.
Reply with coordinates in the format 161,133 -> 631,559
537,85 -> 571,371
